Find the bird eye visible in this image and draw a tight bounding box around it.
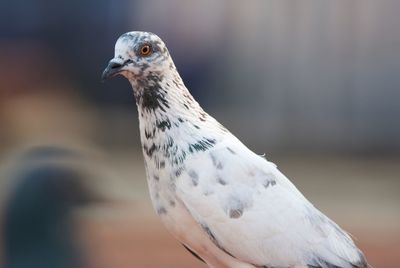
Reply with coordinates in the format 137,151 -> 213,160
139,44 -> 152,56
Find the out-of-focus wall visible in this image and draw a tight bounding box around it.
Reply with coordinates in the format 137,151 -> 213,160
135,0 -> 400,152
1,0 -> 399,153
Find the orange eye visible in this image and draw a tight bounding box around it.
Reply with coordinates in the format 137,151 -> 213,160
139,44 -> 152,56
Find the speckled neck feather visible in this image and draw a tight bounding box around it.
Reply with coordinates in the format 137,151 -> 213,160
128,63 -> 227,170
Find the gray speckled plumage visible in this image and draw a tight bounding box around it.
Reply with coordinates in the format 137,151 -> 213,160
102,31 -> 370,268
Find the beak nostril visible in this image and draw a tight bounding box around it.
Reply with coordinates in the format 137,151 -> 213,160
110,62 -> 123,69
101,60 -> 125,82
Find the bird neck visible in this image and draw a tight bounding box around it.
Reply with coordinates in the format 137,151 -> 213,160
129,70 -> 228,167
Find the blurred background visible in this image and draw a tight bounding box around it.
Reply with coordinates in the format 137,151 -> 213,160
0,0 -> 399,267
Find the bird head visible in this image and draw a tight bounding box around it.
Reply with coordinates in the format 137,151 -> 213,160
102,31 -> 172,82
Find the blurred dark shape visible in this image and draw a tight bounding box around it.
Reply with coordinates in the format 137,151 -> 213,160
2,146 -> 100,268
20,145 -> 82,161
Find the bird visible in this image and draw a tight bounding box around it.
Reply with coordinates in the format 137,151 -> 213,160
102,31 -> 370,268
2,146 -> 99,268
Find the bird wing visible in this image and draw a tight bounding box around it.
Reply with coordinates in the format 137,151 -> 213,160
175,136 -> 367,268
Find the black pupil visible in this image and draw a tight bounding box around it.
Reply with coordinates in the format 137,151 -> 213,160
142,46 -> 149,54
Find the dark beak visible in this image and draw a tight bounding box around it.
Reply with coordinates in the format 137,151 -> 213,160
101,60 -> 124,82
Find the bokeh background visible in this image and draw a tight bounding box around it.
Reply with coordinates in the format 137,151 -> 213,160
0,1 -> 399,267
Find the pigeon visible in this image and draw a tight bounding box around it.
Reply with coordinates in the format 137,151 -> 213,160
102,31 -> 370,268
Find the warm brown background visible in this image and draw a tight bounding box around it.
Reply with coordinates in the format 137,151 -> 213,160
1,1 -> 400,267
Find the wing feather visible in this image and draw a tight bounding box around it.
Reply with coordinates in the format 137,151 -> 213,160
176,136 -> 368,268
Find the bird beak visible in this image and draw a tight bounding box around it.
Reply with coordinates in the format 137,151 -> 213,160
101,59 -> 124,82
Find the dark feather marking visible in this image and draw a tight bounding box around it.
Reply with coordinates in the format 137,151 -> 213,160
135,74 -> 170,113
210,153 -> 223,169
201,224 -> 217,243
145,143 -> 158,157
182,244 -> 205,263
188,170 -> 199,186
263,180 -> 276,188
165,136 -> 174,148
139,88 -> 169,112
217,177 -> 227,185
175,167 -> 185,177
171,150 -> 187,166
157,119 -> 171,131
144,129 -> 153,139
229,208 -> 243,218
159,160 -> 165,169
227,147 -> 236,154
200,224 -> 236,259
188,138 -> 216,154
157,207 -> 167,215
226,194 -> 252,219
199,111 -> 207,122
